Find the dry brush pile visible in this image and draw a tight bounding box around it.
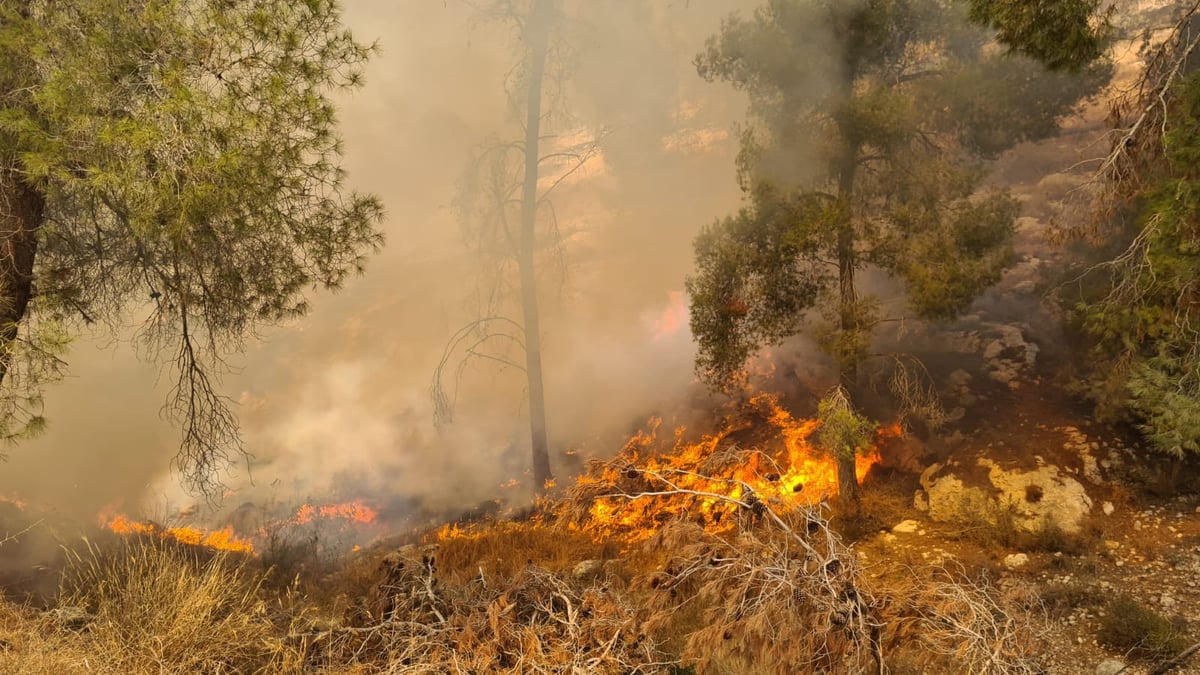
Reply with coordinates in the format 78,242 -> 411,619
296,542 -> 661,673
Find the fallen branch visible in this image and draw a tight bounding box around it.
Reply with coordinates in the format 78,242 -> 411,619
1118,638 -> 1200,675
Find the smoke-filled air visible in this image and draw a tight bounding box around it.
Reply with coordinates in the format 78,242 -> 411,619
2,1 -> 1200,673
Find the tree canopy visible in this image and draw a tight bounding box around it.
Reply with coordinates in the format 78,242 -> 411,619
0,0 -> 383,492
965,0 -> 1114,71
687,0 -> 1110,390
1067,4 -> 1200,458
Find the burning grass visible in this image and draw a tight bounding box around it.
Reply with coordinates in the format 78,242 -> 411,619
0,392 -> 1048,673
97,498 -> 382,558
103,514 -> 255,554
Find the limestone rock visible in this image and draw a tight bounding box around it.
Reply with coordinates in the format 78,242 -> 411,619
1003,553 -> 1029,570
919,459 -> 1093,535
914,490 -> 929,512
892,520 -> 920,534
1095,659 -> 1126,675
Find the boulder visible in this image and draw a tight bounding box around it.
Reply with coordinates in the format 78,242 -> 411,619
918,459 -> 1093,535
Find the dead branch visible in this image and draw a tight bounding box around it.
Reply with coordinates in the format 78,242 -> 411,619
1139,638 -> 1200,675
0,518 -> 43,547
430,316 -> 526,428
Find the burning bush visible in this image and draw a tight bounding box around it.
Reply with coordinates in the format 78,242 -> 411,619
547,407 -> 1046,674
562,393 -> 887,541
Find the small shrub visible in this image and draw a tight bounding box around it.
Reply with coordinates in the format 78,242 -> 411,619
1039,583 -> 1103,620
1097,594 -> 1191,659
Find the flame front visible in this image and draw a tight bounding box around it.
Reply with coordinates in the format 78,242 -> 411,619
290,499 -> 378,525
103,515 -> 254,554
99,499 -> 380,556
572,393 -> 886,540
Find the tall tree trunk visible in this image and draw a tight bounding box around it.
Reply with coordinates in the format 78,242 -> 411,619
0,0 -> 42,387
835,163 -> 861,514
0,160 -> 43,387
519,0 -> 553,491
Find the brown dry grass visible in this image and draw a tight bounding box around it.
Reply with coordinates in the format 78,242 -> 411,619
431,520 -> 630,582
0,537 -> 299,674
0,483 -> 1052,674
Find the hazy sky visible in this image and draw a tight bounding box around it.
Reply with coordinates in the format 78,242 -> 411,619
0,1 -> 757,522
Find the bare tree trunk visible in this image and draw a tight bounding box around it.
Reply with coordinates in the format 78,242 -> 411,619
835,162 -> 860,514
520,0 -> 554,491
835,226 -> 860,514
0,159 -> 43,386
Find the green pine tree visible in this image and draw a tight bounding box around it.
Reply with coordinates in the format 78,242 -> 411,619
0,0 -> 383,492
687,0 -> 1110,509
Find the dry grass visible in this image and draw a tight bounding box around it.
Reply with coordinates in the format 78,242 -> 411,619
0,536 -> 298,674
431,520 -> 628,582
0,476 -> 1054,674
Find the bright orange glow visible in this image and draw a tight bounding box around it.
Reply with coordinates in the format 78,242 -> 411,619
103,515 -> 254,554
652,290 -> 688,340
291,499 -> 378,525
566,393 -> 888,541
0,495 -> 28,510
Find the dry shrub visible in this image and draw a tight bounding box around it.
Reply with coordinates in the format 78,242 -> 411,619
867,566 -> 1048,675
299,544 -> 662,673
1097,594 -> 1191,660
1039,581 -> 1104,620
636,513 -> 879,675
58,537 -> 286,674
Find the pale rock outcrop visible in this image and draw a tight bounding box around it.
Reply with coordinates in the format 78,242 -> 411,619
917,458 -> 1093,534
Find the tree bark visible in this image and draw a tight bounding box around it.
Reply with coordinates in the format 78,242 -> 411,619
0,159 -> 43,386
835,160 -> 861,514
835,225 -> 860,513
519,0 -> 554,491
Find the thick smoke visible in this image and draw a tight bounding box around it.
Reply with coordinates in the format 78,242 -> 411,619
0,1 -> 758,522
0,0 -> 1111,530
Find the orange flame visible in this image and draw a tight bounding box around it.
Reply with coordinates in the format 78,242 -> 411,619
103,514 -> 254,554
571,393 -> 887,540
290,499 -> 378,526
